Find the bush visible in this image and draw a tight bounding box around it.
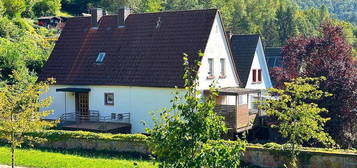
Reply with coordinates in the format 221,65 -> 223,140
196,140 -> 246,168
33,0 -> 61,17
27,130 -> 148,143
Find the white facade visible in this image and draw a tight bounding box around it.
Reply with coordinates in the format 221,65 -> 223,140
43,13 -> 240,133
245,38 -> 272,89
43,85 -> 178,133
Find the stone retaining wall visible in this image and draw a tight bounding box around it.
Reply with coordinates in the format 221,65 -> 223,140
34,137 -> 357,168
242,147 -> 357,168
36,138 -> 150,154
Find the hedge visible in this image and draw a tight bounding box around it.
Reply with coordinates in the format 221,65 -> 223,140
248,142 -> 357,155
26,130 -> 148,143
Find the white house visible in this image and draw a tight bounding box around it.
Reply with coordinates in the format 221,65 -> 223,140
39,8 -> 246,133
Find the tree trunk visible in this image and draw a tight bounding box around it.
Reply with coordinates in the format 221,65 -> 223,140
11,145 -> 15,168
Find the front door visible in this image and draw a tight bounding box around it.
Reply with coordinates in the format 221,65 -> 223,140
76,92 -> 89,120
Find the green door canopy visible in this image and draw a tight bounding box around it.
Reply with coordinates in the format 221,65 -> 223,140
56,88 -> 91,93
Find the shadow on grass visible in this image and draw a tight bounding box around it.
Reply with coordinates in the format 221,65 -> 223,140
0,144 -> 151,161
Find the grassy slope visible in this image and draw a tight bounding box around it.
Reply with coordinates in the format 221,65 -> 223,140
0,147 -> 156,168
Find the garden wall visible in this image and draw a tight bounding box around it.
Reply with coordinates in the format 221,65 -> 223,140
29,130 -> 150,154
29,131 -> 357,168
243,146 -> 357,168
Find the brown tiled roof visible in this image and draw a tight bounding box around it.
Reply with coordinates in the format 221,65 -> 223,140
39,9 -> 218,88
230,34 -> 260,86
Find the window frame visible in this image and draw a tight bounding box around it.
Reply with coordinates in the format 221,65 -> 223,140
219,58 -> 226,78
104,93 -> 114,105
96,52 -> 106,63
257,69 -> 262,82
208,58 -> 214,78
252,69 -> 257,83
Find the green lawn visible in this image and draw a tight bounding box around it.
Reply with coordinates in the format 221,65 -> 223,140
0,146 -> 157,168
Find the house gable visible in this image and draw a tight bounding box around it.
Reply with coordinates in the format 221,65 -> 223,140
197,12 -> 240,90
245,38 -> 272,89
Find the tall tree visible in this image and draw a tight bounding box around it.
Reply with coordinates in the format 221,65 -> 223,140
260,77 -> 335,168
0,69 -> 56,168
276,5 -> 298,45
271,23 -> 357,148
147,52 -> 246,167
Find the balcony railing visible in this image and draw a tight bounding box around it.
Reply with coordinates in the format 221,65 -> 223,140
59,110 -> 130,124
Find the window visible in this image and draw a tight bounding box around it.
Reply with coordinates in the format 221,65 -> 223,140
104,93 -> 114,105
252,69 -> 262,83
208,58 -> 214,77
96,52 -> 106,63
220,58 -> 225,77
252,69 -> 257,82
258,69 -> 262,82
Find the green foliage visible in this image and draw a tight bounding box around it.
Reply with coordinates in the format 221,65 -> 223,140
293,0 -> 357,26
33,0 -> 61,17
0,0 -> 5,16
140,0 -> 163,13
0,69 -> 57,167
0,16 -> 54,82
28,130 -> 148,143
196,140 -> 246,167
2,0 -> 26,17
147,52 -> 246,167
260,77 -> 335,167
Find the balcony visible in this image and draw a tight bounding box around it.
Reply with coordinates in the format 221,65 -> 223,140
213,87 -> 266,134
59,110 -> 131,133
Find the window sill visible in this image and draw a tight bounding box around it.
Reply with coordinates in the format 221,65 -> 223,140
207,75 -> 215,79
219,75 -> 226,79
252,81 -> 262,84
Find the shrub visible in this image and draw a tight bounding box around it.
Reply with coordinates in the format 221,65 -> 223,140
27,130 -> 148,143
196,140 -> 246,167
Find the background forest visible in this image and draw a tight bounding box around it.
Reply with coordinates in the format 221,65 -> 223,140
61,0 -> 357,49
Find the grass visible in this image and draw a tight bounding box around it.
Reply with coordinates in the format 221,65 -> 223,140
0,146 -> 157,168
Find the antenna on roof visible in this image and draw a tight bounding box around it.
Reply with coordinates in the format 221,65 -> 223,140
156,17 -> 161,30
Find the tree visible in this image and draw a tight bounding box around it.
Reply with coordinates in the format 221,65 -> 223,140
276,5 -> 298,45
2,0 -> 26,17
0,69 -> 56,168
271,22 -> 357,148
146,52 -> 246,167
140,0 -> 163,13
33,0 -> 61,17
0,0 -> 5,16
260,77 -> 335,168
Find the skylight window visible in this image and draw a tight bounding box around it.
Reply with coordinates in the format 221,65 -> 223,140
96,52 -> 106,63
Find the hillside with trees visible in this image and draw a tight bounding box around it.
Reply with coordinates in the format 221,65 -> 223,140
60,0 -> 357,55
293,0 -> 357,26
0,0 -> 60,83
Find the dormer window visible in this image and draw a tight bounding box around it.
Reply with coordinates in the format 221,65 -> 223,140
96,52 -> 106,63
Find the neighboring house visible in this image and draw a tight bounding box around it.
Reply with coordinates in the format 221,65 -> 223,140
230,35 -> 272,90
265,47 -> 283,69
39,8 -> 247,134
38,16 -> 67,30
228,35 -> 272,116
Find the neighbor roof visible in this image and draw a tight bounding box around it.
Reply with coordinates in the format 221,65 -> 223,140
230,34 -> 260,86
265,47 -> 282,69
39,9 -> 218,88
